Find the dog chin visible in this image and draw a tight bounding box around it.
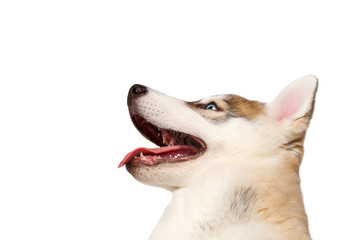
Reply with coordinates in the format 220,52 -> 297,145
125,160 -> 198,189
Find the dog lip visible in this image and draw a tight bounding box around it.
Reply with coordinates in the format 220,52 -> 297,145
119,114 -> 207,168
119,145 -> 201,167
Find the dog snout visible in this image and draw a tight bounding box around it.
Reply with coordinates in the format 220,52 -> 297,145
128,84 -> 148,106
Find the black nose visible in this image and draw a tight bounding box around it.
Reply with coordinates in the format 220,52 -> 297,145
128,84 -> 148,106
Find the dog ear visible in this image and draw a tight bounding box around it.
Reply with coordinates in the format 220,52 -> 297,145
266,75 -> 318,131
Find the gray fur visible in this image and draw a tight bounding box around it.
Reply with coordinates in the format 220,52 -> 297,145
195,187 -> 256,234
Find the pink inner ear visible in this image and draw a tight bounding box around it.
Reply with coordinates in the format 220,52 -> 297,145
277,92 -> 304,121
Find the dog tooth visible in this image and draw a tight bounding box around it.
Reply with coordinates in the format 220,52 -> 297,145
140,152 -> 144,157
169,139 -> 176,146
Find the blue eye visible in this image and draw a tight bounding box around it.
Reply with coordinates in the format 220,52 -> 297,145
205,103 -> 218,111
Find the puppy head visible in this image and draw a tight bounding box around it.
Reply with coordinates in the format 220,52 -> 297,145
120,75 -> 318,189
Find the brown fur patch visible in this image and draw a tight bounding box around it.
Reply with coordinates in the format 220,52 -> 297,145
224,95 -> 265,120
253,162 -> 311,239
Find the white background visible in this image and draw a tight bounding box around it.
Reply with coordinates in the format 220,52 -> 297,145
1,1 -> 359,239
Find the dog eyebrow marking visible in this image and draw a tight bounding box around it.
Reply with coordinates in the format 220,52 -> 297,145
224,95 -> 265,120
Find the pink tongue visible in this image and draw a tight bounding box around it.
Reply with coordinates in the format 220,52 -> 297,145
118,145 -> 197,168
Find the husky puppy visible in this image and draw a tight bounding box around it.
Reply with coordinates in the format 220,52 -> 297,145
119,75 -> 318,240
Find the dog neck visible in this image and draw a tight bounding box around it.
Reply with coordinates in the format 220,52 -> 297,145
149,154 -> 312,240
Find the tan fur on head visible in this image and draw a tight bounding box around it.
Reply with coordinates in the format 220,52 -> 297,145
224,95 -> 265,120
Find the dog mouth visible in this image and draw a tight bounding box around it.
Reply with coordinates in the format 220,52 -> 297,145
118,115 -> 207,167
